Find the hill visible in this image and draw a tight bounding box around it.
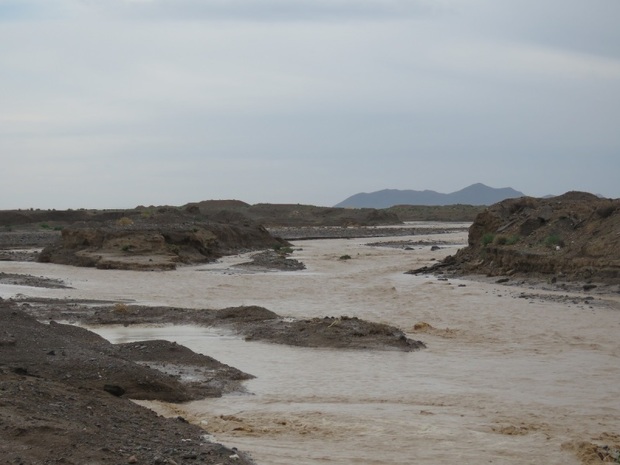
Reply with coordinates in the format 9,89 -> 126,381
335,183 -> 525,208
408,192 -> 620,283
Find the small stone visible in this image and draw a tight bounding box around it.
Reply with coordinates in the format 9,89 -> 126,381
128,455 -> 138,464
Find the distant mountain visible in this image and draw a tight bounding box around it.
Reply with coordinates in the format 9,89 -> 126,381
335,183 -> 525,208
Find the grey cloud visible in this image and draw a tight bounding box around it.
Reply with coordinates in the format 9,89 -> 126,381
459,0 -> 620,60
79,0 -> 444,21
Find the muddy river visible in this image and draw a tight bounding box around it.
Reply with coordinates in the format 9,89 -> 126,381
1,225 -> 619,464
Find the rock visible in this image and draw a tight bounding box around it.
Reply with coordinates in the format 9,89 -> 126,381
234,250 -> 306,271
104,384 -> 126,397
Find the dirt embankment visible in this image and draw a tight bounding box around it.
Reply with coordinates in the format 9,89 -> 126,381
185,201 -> 401,227
1,298 -> 424,462
17,301 -> 425,352
0,303 -> 256,465
37,217 -> 286,271
1,302 -> 253,402
408,192 -> 620,283
0,203 -> 403,270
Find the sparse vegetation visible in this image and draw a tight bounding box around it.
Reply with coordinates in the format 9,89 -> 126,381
273,244 -> 294,254
339,254 -> 352,260
482,233 -> 495,246
544,234 -> 563,248
506,235 -> 520,245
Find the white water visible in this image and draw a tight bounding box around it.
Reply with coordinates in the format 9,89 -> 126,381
2,226 -> 619,464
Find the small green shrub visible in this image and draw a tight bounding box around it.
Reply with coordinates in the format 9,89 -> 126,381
506,235 -> 520,245
40,223 -> 51,230
339,254 -> 352,260
482,233 -> 495,246
121,244 -> 133,252
545,235 -> 563,248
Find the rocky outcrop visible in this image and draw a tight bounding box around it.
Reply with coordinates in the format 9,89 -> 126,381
39,218 -> 287,270
409,192 -> 620,283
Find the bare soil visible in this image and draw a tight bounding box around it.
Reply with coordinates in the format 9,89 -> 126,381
0,302 -> 256,465
2,193 -> 618,465
407,192 -> 620,285
1,294 -> 423,464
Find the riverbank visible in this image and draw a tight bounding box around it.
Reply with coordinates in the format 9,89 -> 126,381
1,225 -> 619,464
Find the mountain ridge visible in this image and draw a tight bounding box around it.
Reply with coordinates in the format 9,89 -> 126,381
335,183 -> 525,208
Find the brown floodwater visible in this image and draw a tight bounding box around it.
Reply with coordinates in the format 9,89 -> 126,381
2,224 -> 619,464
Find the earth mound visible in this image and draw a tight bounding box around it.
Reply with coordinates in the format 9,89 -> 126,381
0,303 -> 252,402
233,250 -> 306,271
0,303 -> 255,464
409,192 -> 620,282
241,315 -> 426,351
38,216 -> 286,270
17,301 -> 424,352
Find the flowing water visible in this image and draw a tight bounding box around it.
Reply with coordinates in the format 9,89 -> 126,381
2,225 -> 619,464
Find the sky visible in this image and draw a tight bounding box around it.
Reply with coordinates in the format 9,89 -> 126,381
1,0 -> 619,209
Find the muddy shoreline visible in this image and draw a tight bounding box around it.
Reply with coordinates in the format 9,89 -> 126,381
2,220 -> 619,465
1,261 -> 424,465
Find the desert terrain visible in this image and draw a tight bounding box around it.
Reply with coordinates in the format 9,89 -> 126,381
1,195 -> 619,464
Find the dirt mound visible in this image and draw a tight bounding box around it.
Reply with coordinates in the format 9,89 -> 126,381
241,315 -> 426,351
0,372 -> 255,465
408,192 -> 620,283
0,272 -> 70,289
0,303 -> 252,402
0,303 -> 256,464
38,217 -> 286,270
16,300 -> 424,352
233,250 -> 306,271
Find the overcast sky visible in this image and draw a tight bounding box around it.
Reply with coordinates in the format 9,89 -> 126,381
1,0 -> 619,209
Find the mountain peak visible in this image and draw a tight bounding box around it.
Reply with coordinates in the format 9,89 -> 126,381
335,184 -> 525,208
